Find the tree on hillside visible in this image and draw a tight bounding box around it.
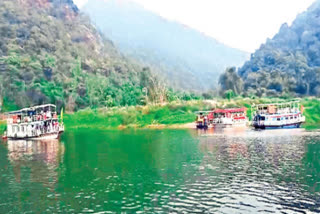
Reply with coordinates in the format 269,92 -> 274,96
219,67 -> 243,95
0,0 -> 163,111
236,0 -> 320,97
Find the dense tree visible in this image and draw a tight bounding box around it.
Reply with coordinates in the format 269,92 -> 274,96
219,67 -> 243,95
0,0 -> 164,111
224,90 -> 235,101
235,1 -> 320,97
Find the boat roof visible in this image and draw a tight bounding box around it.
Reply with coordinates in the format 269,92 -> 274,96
253,101 -> 301,107
256,112 -> 301,117
8,104 -> 56,115
195,111 -> 214,114
213,108 -> 247,113
8,111 -> 23,115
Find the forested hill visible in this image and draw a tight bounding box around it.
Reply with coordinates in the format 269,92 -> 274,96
235,0 -> 320,97
82,0 -> 249,91
0,0 -> 160,112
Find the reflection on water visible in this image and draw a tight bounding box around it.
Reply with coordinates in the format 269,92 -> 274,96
7,139 -> 64,185
1,128 -> 320,213
7,139 -> 64,164
194,128 -> 320,213
0,139 -> 64,213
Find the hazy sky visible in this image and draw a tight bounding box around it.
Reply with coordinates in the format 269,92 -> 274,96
74,0 -> 315,52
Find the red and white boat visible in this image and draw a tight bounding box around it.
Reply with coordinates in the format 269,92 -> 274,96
211,108 -> 248,127
195,108 -> 248,128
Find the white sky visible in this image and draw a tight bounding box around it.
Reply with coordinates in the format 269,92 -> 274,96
74,0 -> 315,52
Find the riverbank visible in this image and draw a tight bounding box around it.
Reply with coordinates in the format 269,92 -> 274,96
64,100 -> 208,130
0,98 -> 318,132
65,97 -> 320,130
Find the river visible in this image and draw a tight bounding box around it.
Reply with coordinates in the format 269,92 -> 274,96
1,128 -> 320,213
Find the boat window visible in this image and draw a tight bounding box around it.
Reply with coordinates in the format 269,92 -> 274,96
17,126 -> 20,132
290,117 -> 293,119
295,116 -> 297,119
260,116 -> 265,121
285,117 -> 288,120
277,118 -> 281,121
21,126 -> 24,132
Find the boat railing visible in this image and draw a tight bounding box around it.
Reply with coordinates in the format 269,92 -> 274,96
7,112 -> 58,124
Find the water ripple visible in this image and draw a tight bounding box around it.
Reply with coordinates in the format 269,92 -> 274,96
1,129 -> 320,213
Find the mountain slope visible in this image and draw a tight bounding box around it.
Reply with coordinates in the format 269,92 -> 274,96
237,0 -> 320,97
0,0 -> 159,111
82,0 -> 249,91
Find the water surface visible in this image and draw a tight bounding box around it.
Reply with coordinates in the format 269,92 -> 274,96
1,128 -> 320,213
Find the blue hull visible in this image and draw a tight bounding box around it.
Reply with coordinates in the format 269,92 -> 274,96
196,121 -> 209,129
254,123 -> 301,129
196,124 -> 208,129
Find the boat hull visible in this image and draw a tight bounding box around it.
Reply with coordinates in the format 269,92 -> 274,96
253,122 -> 302,129
7,132 -> 60,140
213,122 -> 247,128
196,123 -> 209,129
197,122 -> 247,129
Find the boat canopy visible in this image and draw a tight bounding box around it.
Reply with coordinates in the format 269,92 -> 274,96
213,108 -> 246,114
194,111 -> 214,115
252,101 -> 301,108
8,104 -> 56,115
8,110 -> 23,115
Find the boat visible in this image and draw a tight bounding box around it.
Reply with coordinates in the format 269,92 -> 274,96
195,108 -> 248,128
251,101 -> 305,129
195,111 -> 214,129
212,108 -> 248,127
4,104 -> 64,140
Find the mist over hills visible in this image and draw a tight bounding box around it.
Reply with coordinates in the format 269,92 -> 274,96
82,0 -> 249,91
232,0 -> 320,97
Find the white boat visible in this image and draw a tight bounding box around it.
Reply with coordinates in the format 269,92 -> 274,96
4,104 -> 64,140
252,101 -> 305,129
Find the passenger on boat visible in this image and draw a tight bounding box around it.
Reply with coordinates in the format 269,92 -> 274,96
46,111 -> 51,119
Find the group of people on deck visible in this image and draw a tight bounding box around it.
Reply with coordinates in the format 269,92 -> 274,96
8,110 -> 59,137
11,111 -> 57,124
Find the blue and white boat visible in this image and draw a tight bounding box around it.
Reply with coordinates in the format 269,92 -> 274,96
252,101 -> 305,129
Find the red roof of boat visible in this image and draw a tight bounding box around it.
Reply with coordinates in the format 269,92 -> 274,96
213,108 -> 247,113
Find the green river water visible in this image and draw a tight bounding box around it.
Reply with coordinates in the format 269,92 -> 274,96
1,128 -> 320,213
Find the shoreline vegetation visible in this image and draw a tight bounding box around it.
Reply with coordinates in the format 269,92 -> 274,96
0,97 -> 318,133
63,97 -> 320,130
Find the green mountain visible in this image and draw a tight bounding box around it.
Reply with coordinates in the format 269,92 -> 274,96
0,0 -> 160,111
82,0 -> 249,91
233,0 -> 320,97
